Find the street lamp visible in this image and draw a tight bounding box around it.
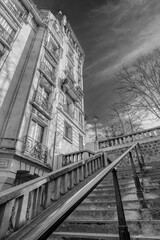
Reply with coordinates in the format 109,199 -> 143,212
92,116 -> 98,141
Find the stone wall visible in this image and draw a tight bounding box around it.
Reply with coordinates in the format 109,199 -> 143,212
106,139 -> 160,168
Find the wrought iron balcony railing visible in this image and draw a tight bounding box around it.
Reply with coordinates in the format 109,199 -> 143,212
0,25 -> 14,45
33,90 -> 53,117
3,0 -> 26,23
63,104 -> 74,119
46,43 -> 60,63
60,78 -> 82,102
23,136 -> 48,163
40,62 -> 56,84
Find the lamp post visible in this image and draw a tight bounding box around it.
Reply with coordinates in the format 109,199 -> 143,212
92,117 -> 98,151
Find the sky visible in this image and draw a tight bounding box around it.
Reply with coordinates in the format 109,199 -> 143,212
34,0 -> 160,138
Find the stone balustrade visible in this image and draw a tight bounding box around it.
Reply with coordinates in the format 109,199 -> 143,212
99,126 -> 160,149
0,152 -> 104,239
62,150 -> 95,167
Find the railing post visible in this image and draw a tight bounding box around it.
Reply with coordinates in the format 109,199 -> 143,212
129,152 -> 144,200
135,146 -> 143,174
112,168 -> 131,240
103,152 -> 108,167
137,143 -> 145,166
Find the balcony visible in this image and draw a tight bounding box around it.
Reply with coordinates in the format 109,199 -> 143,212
63,104 -> 74,119
3,0 -> 26,23
65,69 -> 75,83
23,136 -> 48,163
40,62 -> 56,85
0,25 -> 13,45
32,90 -> 53,119
61,78 -> 81,102
45,43 -> 60,64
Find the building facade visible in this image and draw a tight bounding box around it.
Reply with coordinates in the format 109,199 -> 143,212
0,0 -> 85,190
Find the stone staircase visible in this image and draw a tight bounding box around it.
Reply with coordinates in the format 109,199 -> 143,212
51,161 -> 160,240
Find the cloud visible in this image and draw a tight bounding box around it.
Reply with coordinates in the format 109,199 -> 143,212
81,0 -> 160,124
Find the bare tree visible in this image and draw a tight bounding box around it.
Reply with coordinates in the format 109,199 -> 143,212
116,48 -> 160,120
106,101 -> 143,137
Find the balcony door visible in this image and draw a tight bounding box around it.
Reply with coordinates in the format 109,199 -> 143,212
38,85 -> 49,103
28,120 -> 44,144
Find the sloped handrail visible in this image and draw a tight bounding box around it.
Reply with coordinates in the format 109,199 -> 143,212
0,143 -> 144,240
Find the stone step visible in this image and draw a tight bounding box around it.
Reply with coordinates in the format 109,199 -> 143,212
69,208 -> 160,221
68,209 -> 141,221
100,177 -> 160,188
94,185 -> 160,194
92,187 -> 136,196
55,219 -> 160,236
86,191 -> 160,202
51,232 -> 160,240
77,201 -> 140,210
86,192 -> 139,202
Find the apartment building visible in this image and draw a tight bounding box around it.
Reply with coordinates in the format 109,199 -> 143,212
0,0 -> 85,190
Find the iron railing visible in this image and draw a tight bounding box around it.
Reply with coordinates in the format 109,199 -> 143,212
23,135 -> 48,163
33,90 -> 52,116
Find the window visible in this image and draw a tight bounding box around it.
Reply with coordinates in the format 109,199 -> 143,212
78,78 -> 82,87
28,120 -> 44,143
68,49 -> 74,64
74,107 -> 78,121
64,121 -> 72,142
0,42 -> 5,57
79,134 -> 83,150
59,92 -> 64,105
67,63 -> 74,78
0,14 -> 16,43
38,85 -> 49,102
79,112 -> 83,124
48,38 -> 59,59
66,97 -> 72,112
78,63 -> 81,75
43,57 -> 55,73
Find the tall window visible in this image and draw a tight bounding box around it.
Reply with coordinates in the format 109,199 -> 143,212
64,121 -> 72,142
79,134 -> 83,150
48,38 -> 59,58
67,62 -> 74,78
0,13 -> 16,38
66,97 -> 72,115
28,120 -> 44,143
78,63 -> 81,75
43,57 -> 55,73
79,112 -> 83,124
59,92 -> 64,105
38,85 -> 49,102
74,107 -> 78,121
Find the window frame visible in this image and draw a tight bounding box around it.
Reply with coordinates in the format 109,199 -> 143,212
64,121 -> 72,142
28,118 -> 46,144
